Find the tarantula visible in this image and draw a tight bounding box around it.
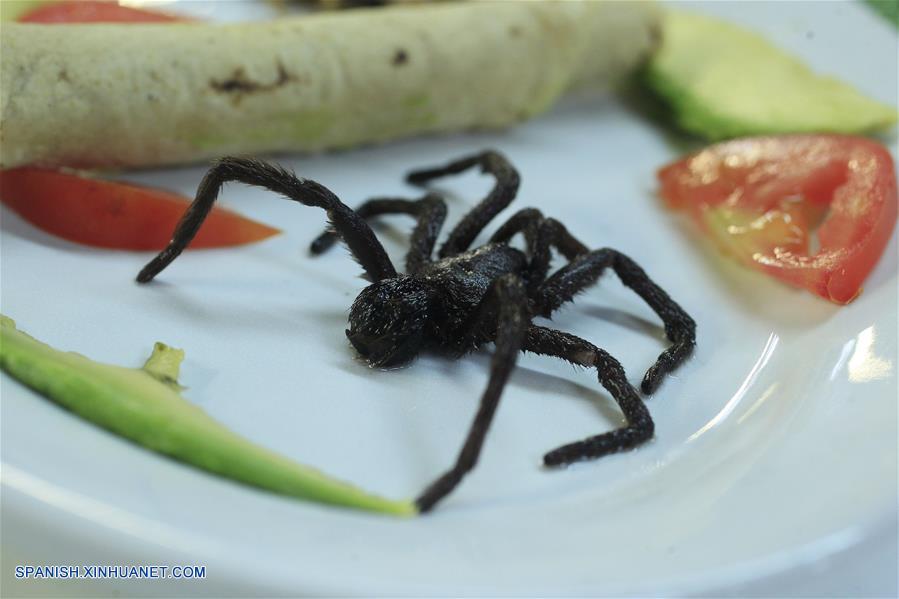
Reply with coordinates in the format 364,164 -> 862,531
137,151 -> 696,512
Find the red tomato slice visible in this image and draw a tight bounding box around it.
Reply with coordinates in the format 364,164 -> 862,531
18,0 -> 190,23
658,135 -> 897,304
0,168 -> 280,251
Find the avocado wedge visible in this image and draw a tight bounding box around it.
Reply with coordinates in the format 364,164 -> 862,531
0,315 -> 415,516
644,11 -> 897,140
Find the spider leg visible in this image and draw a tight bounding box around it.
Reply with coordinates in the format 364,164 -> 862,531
533,249 -> 696,394
490,209 -> 588,260
489,208 -> 542,253
524,325 -> 654,466
309,194 -> 447,274
416,274 -> 529,512
137,157 -> 396,283
406,151 -> 520,259
490,209 -> 589,293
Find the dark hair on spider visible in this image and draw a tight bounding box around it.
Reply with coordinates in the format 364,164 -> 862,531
136,150 -> 696,513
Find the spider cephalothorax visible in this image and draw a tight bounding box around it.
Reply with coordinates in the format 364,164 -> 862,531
346,276 -> 436,368
137,150 -> 696,512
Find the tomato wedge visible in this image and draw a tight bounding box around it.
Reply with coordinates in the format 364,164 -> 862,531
0,168 -> 280,251
18,1 -> 190,23
658,135 -> 897,304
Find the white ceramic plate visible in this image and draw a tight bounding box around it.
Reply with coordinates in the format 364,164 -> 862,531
2,1 -> 897,596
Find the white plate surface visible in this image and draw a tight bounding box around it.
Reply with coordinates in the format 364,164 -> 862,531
1,1 -> 897,596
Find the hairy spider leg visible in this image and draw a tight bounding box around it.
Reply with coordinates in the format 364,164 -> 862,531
136,157 -> 396,283
533,249 -> 696,394
406,151 -> 521,258
489,208 -> 542,261
491,211 -> 589,261
309,194 -> 447,274
489,209 -> 589,293
415,274 -> 529,512
524,326 -> 654,466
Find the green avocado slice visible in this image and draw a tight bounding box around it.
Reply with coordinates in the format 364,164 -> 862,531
0,315 -> 416,517
644,11 -> 897,140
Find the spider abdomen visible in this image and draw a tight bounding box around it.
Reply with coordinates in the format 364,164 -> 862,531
422,243 -> 528,345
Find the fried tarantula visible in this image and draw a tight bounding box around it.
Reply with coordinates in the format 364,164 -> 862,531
137,151 -> 696,512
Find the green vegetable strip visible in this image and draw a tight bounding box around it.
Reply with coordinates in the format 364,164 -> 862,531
0,315 -> 416,517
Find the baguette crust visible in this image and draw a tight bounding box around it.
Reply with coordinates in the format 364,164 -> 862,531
1,1 -> 659,168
